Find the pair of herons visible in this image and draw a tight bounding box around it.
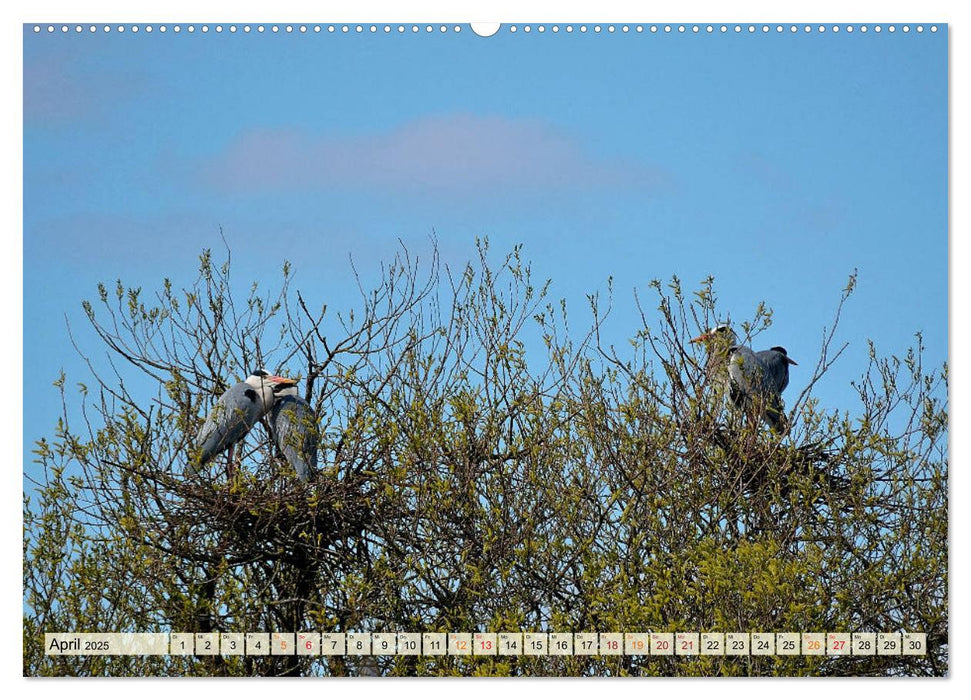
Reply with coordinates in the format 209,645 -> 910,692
690,324 -> 798,433
189,325 -> 794,481
189,370 -> 318,481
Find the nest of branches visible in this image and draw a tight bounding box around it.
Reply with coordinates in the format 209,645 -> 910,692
165,473 -> 373,567
711,424 -> 850,501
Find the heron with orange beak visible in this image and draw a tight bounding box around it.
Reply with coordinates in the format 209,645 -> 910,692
690,325 -> 797,433
690,324 -> 741,392
269,382 -> 318,483
191,369 -> 299,478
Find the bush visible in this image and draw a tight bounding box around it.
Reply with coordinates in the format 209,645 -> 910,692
23,240 -> 947,676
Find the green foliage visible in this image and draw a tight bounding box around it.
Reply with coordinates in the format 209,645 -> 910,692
24,241 -> 947,676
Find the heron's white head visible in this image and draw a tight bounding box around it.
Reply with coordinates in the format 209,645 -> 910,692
245,369 -> 296,407
273,382 -> 300,399
690,323 -> 737,348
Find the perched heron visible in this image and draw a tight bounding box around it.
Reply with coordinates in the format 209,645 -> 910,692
751,346 -> 798,431
690,324 -> 739,394
690,326 -> 797,432
269,383 -> 318,482
191,369 -> 296,478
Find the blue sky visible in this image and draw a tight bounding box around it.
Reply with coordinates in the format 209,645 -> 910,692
23,23 -> 947,470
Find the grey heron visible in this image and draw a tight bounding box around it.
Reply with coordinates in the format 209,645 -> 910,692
690,326 -> 797,433
268,383 -> 318,482
752,346 -> 798,431
191,369 -> 297,478
690,324 -> 739,394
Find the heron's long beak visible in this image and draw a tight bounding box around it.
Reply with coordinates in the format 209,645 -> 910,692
689,333 -> 710,344
787,357 -> 798,366
269,375 -> 298,385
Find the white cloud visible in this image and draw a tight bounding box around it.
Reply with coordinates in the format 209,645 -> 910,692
202,113 -> 666,198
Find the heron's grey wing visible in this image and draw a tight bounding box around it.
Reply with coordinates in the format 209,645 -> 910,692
270,396 -> 319,481
752,350 -> 790,432
755,349 -> 790,394
727,346 -> 764,408
195,382 -> 263,465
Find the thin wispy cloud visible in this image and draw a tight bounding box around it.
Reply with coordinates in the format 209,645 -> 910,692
201,114 -> 667,197
24,53 -> 147,126
24,57 -> 94,124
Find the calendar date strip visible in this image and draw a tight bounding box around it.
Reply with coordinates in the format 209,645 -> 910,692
45,631 -> 926,657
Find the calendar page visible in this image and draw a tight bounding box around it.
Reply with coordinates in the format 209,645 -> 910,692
22,8 -> 948,678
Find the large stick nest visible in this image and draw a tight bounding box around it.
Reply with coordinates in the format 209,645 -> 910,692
161,473 -> 374,567
711,424 -> 850,499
